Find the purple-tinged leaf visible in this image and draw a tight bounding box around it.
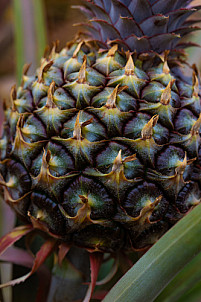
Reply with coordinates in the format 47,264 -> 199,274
152,0 -> 191,14
128,0 -> 152,23
83,252 -> 103,302
0,244 -> 51,302
140,15 -> 169,36
177,42 -> 201,49
124,35 -> 150,52
72,5 -> 94,19
0,245 -> 52,302
91,19 -> 121,42
0,225 -> 33,256
110,0 -> 133,23
0,246 -> 33,268
168,8 -> 199,32
0,239 -> 56,288
174,26 -> 201,37
74,22 -> 100,40
58,243 -> 70,267
115,16 -> 143,39
149,33 -> 180,52
96,256 -> 119,286
85,1 -> 111,22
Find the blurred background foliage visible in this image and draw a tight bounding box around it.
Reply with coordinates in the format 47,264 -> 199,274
0,0 -> 83,101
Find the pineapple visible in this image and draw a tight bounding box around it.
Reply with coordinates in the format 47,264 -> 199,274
0,0 -> 201,290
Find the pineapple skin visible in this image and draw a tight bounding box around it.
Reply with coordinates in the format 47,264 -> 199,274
0,0 -> 201,253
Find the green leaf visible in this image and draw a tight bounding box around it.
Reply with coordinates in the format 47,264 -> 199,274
155,251 -> 201,302
0,239 -> 55,289
177,279 -> 201,302
47,247 -> 90,302
12,0 -> 24,84
32,0 -> 47,64
13,0 -> 47,84
103,203 -> 201,302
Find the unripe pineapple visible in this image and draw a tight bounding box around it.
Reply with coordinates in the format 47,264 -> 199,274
0,0 -> 201,256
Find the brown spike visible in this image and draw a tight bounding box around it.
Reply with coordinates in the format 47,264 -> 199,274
160,79 -> 175,105
10,85 -> 17,105
139,195 -> 162,225
110,149 -> 136,184
43,45 -> 50,59
191,113 -> 201,136
112,150 -> 123,173
123,154 -> 136,164
10,85 -> 17,111
46,149 -> 51,164
175,152 -> 196,176
49,40 -> 60,59
118,85 -> 128,94
163,50 -> 170,74
141,115 -> 159,140
73,112 -> 82,140
20,63 -> 32,86
107,44 -> 118,57
81,117 -> 93,128
17,115 -> 25,129
192,71 -> 199,98
79,194 -> 89,204
41,149 -> 50,172
73,112 -> 93,140
38,60 -> 54,83
125,54 -> 135,76
22,63 -> 31,76
46,81 -> 57,108
77,56 -> 87,84
105,85 -> 120,109
73,41 -> 83,58
58,195 -> 92,230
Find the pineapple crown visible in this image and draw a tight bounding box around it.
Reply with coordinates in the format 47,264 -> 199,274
74,0 -> 201,53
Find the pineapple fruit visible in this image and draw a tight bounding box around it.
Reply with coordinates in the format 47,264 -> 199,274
0,0 -> 201,258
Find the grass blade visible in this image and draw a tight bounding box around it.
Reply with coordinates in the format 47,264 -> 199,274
32,0 -> 47,64
103,203 -> 201,302
12,0 -> 24,84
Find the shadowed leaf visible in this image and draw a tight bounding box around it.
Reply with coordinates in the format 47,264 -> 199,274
103,203 -> 201,302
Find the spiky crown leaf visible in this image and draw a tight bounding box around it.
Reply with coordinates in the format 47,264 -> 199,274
74,0 -> 201,53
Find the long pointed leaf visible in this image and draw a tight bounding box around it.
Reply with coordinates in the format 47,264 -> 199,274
0,225 -> 32,256
177,279 -> 201,302
155,251 -> 201,302
32,0 -> 47,64
83,252 -> 103,302
12,0 -> 24,84
0,239 -> 55,288
103,203 -> 201,302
